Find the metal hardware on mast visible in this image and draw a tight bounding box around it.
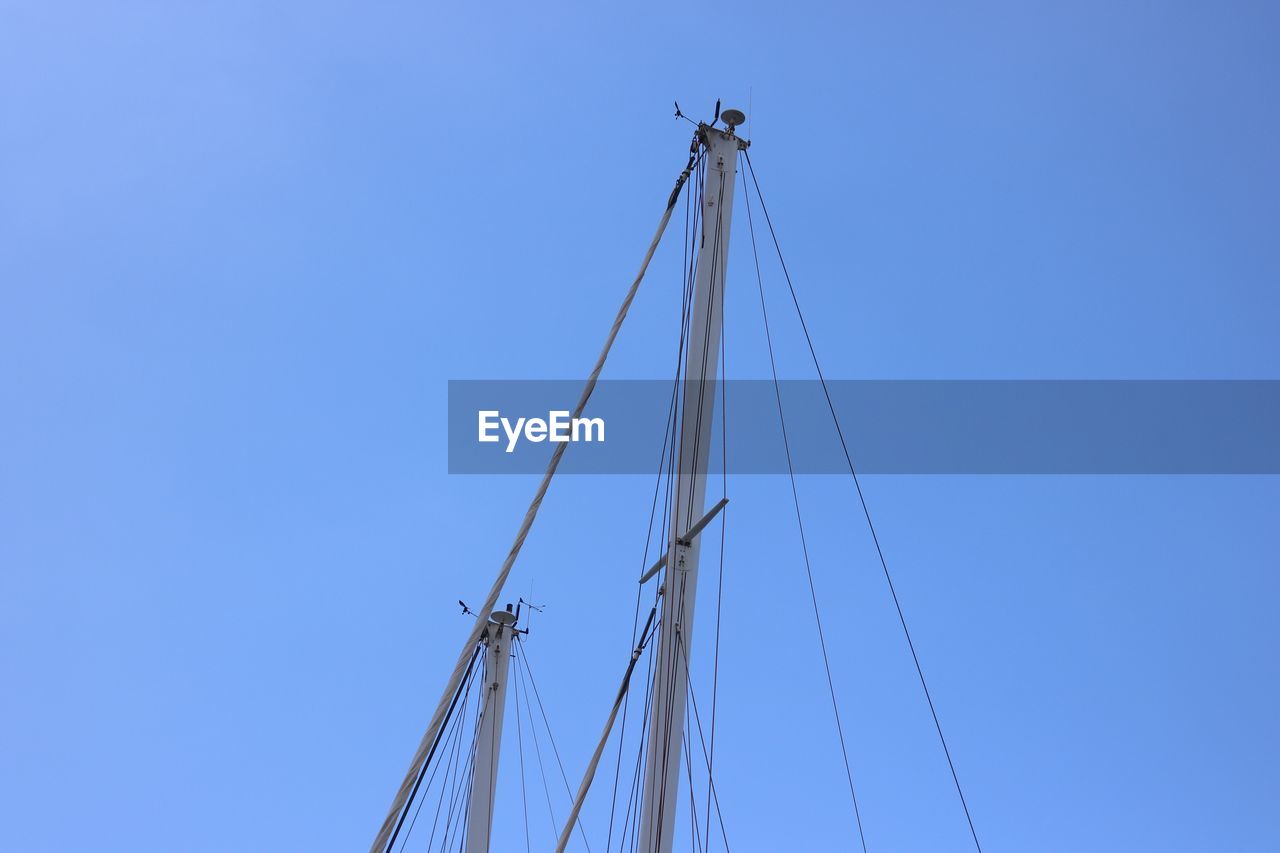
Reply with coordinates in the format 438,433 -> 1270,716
639,115 -> 747,853
464,605 -> 518,853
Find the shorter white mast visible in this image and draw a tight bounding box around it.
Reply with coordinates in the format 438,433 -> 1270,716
464,605 -> 518,853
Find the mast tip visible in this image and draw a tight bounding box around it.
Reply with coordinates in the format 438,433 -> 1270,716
721,108 -> 746,131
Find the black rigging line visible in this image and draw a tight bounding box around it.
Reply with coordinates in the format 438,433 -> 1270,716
608,155 -> 701,851
673,631 -> 731,852
399,651 -> 481,853
422,698 -> 465,851
616,145 -> 707,853
682,730 -> 703,853
421,682 -> 470,851
450,701 -> 482,853
436,650 -> 486,852
454,653 -> 489,851
649,151 -> 702,794
741,161 -> 870,853
386,643 -> 484,853
607,411 -> 670,849
655,161 -> 727,840
619,637 -> 654,853
743,150 -> 984,853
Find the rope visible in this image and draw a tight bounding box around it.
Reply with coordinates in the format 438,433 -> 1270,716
743,150 -> 985,853
371,145 -> 700,853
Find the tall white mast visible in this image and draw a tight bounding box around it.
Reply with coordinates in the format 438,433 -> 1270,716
639,111 -> 747,853
464,606 -> 517,853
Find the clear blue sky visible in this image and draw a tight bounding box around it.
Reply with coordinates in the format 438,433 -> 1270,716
3,2 -> 1278,851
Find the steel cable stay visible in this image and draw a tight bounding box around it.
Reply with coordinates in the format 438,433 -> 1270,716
552,606 -> 661,853
619,636 -> 658,852
622,144 -> 704,812
653,207 -> 706,824
653,157 -> 729,846
598,151 -> 706,852
630,159 -> 703,853
673,630 -> 731,852
403,675 -> 466,851
433,653 -> 487,852
681,730 -> 702,853
742,150 -> 985,853
607,395 -> 676,850
512,636 -> 565,846
608,179 -> 700,851
426,678 -> 476,850
513,649 -> 532,853
741,161 -> 870,853
417,717 -> 463,852
449,649 -> 492,851
390,644 -> 484,853
704,268 -> 730,849
399,661 -> 474,852
445,703 -> 482,852
516,637 -> 595,851
586,175 -> 732,840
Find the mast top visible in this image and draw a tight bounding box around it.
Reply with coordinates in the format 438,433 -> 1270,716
720,108 -> 746,132
490,603 -> 517,626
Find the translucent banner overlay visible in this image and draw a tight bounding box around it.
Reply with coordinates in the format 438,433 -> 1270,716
447,380 -> 1280,474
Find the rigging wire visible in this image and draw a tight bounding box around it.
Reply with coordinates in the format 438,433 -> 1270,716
743,150 -> 985,853
398,649 -> 482,852
741,158 -> 870,853
448,700 -> 483,852
372,138 -> 703,853
512,637 -> 560,843
705,262 -> 729,849
681,730 -> 703,853
606,150 -> 703,851
617,642 -> 655,853
613,148 -> 706,853
387,643 -> 484,852
423,700 -> 466,851
513,645 -> 533,853
516,639 -> 594,852
553,606 -> 661,853
645,153 -> 703,829
435,649 -> 487,851
424,676 -> 475,851
654,158 -> 727,841
674,631 -> 732,853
